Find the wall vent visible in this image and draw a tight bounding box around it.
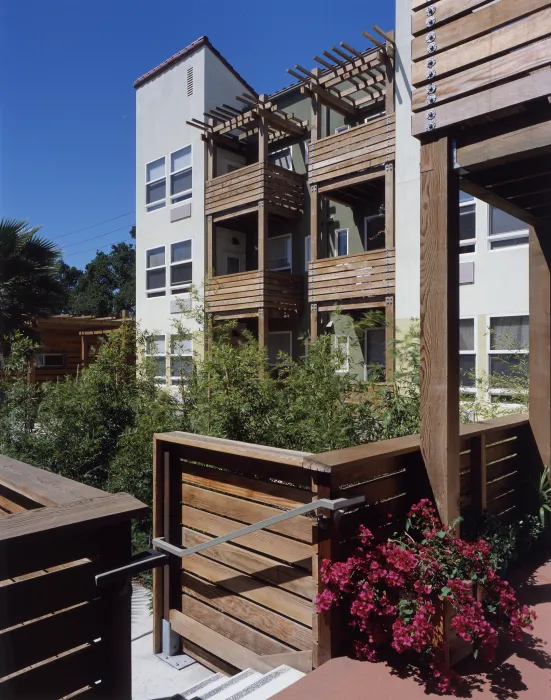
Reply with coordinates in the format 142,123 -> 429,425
187,67 -> 193,96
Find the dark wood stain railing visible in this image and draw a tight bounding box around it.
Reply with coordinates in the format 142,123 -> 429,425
0,456 -> 146,700
154,414 -> 530,677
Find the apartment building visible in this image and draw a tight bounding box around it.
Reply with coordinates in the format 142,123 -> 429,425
134,37 -> 256,384
394,0 -> 529,404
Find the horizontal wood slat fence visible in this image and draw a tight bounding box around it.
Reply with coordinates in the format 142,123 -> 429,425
308,114 -> 395,185
0,455 -> 146,700
154,413 -> 530,675
206,270 -> 303,317
206,163 -> 305,218
411,0 -> 551,136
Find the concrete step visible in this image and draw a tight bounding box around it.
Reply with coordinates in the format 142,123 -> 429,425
189,669 -> 262,700
224,666 -> 305,700
180,673 -> 224,699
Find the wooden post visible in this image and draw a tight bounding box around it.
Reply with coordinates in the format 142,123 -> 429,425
420,137 -> 460,525
207,215 -> 214,279
311,471 -> 333,668
385,163 -> 395,250
529,225 -> 551,467
470,434 -> 487,513
384,47 -> 395,117
163,447 -> 182,651
152,436 -> 164,653
385,296 -> 395,381
81,334 -> 90,368
385,161 -> 395,380
258,308 -> 268,353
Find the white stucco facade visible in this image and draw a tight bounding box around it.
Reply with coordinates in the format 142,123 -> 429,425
394,0 -> 529,393
135,40 -> 253,382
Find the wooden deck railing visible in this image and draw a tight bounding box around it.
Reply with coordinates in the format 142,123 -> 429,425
206,163 -> 305,218
308,114 -> 395,186
410,0 -> 551,137
153,414 -> 531,675
206,270 -> 303,317
308,248 -> 395,308
0,455 -> 147,700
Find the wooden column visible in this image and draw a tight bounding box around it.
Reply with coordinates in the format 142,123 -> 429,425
311,471 -> 333,668
529,225 -> 551,467
310,184 -> 320,341
80,334 -> 90,368
152,437 -> 164,653
470,434 -> 487,514
207,215 -> 214,279
163,447 -> 182,650
258,112 -> 269,350
385,296 -> 395,381
384,46 -> 395,117
419,136 -> 460,525
385,161 -> 396,379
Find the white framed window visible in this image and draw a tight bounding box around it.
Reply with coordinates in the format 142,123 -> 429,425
268,146 -> 293,171
146,335 -> 166,385
146,246 -> 166,298
364,214 -> 385,251
146,157 -> 166,211
305,236 -> 311,272
170,336 -> 193,385
334,335 -> 350,373
460,193 -> 476,254
332,229 -> 348,257
268,234 -> 292,271
35,353 -> 65,369
170,240 -> 192,293
489,207 -> 529,250
364,328 -> 385,381
488,315 -> 529,395
459,318 -> 476,391
335,124 -> 350,134
170,146 -> 192,204
364,111 -> 384,123
268,331 -> 292,366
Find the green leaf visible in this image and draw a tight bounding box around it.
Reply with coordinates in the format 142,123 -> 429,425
437,530 -> 447,539
441,586 -> 451,597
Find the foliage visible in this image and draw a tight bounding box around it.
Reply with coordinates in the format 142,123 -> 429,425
66,239 -> 135,317
317,499 -> 535,693
538,466 -> 551,527
0,218 -> 65,343
56,262 -> 83,313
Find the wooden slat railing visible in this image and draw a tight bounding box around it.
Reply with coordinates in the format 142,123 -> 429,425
0,455 -> 147,700
308,114 -> 395,185
206,270 -> 302,317
411,0 -> 551,136
154,414 -> 531,675
308,248 -> 395,307
206,163 -> 305,218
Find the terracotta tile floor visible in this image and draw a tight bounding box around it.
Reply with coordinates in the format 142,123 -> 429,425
273,548 -> 551,699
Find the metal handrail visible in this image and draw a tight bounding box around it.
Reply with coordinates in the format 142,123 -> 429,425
152,496 -> 365,559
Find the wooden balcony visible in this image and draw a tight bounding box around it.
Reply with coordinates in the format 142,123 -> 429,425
205,270 -> 302,318
308,248 -> 395,310
308,114 -> 395,188
206,163 -> 305,220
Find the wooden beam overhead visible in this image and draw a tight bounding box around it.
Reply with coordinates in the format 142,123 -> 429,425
340,42 -> 364,58
460,177 -> 542,227
186,120 -> 208,131
222,104 -> 243,115
313,55 -> 334,70
331,46 -> 355,63
323,50 -> 346,67
362,30 -> 385,50
295,64 -> 318,81
372,25 -> 394,47
259,109 -> 307,137
302,82 -> 357,117
287,68 -> 306,82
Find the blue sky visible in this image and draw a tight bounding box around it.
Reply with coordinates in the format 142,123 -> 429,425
1,0 -> 395,271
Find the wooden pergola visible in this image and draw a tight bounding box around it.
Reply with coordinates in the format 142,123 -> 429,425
411,0 -> 551,523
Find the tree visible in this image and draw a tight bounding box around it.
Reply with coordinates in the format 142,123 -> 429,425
0,218 -> 65,343
57,261 -> 83,313
68,240 -> 135,317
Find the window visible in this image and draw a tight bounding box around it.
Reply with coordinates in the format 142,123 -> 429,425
459,319 -> 476,389
146,157 -> 166,211
305,236 -> 311,272
364,214 -> 385,251
460,196 -> 476,254
488,316 -> 529,387
335,124 -> 350,134
170,240 -> 192,293
146,247 -> 166,297
227,255 -> 241,275
146,336 -> 166,384
268,147 -> 293,170
364,328 -> 385,381
334,336 -> 349,373
333,229 -> 348,257
170,146 -> 192,204
268,234 -> 292,271
268,332 -> 292,366
35,353 -> 65,369
489,207 -> 529,250
170,336 -> 192,385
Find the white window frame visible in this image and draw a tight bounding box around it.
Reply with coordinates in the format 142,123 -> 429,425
334,335 -> 350,374
487,313 -> 529,400
170,145 -> 193,206
145,157 -> 166,212
268,331 -> 292,366
268,234 -> 292,272
332,228 -> 349,258
170,240 -> 193,294
363,214 -> 385,250
146,335 -> 166,385
146,246 -> 166,298
169,336 -> 193,385
364,111 -> 385,123
459,317 -> 476,395
35,353 -> 65,369
335,124 -> 350,134
488,207 -> 529,252
363,327 -> 386,382
459,199 -> 476,255
267,146 -> 293,171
